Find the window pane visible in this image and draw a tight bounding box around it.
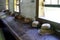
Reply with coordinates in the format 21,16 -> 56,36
14,0 -> 19,12
51,0 -> 58,5
43,7 -> 60,23
6,0 -> 8,4
16,6 -> 19,12
14,5 -> 17,11
6,5 -> 8,10
6,0 -> 8,10
44,0 -> 51,4
38,0 -> 60,23
14,0 -> 17,11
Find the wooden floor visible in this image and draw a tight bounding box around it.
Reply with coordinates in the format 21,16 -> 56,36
1,16 -> 60,40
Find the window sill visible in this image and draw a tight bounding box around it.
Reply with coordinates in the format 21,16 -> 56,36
39,17 -> 60,24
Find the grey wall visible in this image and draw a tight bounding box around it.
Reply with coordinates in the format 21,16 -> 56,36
0,0 -> 36,20
0,0 -> 5,11
20,0 -> 36,20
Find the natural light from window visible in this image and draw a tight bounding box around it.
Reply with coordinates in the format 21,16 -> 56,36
38,0 -> 60,23
6,0 -> 8,10
14,0 -> 19,12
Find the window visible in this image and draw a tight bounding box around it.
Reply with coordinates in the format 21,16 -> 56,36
6,0 -> 9,10
44,0 -> 58,5
44,0 -> 60,6
14,0 -> 20,12
38,0 -> 60,23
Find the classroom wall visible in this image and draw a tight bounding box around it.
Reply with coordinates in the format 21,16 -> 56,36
20,0 -> 36,20
0,0 -> 5,11
1,0 -> 36,20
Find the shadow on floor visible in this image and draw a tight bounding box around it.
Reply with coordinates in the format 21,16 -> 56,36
0,19 -> 16,40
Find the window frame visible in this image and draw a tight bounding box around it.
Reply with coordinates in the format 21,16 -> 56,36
36,0 -> 60,19
44,0 -> 60,7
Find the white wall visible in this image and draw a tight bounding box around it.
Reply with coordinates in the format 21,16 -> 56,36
20,0 -> 36,20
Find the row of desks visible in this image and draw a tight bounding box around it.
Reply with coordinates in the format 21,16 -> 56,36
1,16 -> 60,40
